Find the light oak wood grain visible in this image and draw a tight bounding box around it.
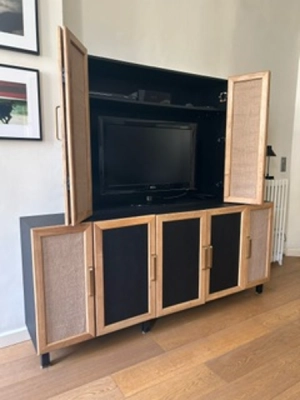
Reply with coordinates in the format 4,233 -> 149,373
224,71 -> 270,205
251,298 -> 300,329
0,257 -> 299,400
113,318 -> 269,397
0,341 -> 34,365
206,323 -> 300,382
199,348 -> 300,400
59,26 -> 92,226
272,380 -> 300,400
48,376 -> 124,400
0,330 -> 162,400
126,364 -> 225,400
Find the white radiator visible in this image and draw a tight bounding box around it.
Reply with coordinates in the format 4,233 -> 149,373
264,179 -> 289,265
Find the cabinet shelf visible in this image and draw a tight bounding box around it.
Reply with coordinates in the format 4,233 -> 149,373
89,91 -> 225,113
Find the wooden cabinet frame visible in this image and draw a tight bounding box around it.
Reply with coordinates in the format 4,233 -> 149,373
93,216 -> 156,335
224,71 -> 271,205
23,202 -> 273,361
243,203 -> 273,288
59,26 -> 93,226
156,211 -> 207,317
205,206 -> 247,302
31,223 -> 95,354
23,27 -> 273,363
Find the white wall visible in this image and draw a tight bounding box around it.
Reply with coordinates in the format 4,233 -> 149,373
64,0 -> 227,76
64,0 -> 300,178
0,0 -> 64,345
219,0 -> 300,180
286,56 -> 300,256
64,0 -> 300,252
1,0 -> 300,346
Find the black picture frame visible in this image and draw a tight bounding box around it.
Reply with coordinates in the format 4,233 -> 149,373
0,64 -> 42,140
0,0 -> 39,55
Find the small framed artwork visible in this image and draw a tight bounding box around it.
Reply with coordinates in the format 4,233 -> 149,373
0,64 -> 41,140
0,0 -> 39,54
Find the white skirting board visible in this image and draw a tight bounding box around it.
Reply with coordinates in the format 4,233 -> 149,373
285,248 -> 300,257
0,327 -> 29,348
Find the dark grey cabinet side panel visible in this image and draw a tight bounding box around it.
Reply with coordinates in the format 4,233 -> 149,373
103,224 -> 148,325
20,214 -> 65,350
163,218 -> 200,308
210,213 -> 241,293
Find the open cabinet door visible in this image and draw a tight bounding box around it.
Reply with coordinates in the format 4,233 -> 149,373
59,26 -> 92,225
224,71 -> 270,205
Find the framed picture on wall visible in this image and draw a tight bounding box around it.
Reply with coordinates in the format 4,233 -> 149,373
0,0 -> 39,54
0,64 -> 42,140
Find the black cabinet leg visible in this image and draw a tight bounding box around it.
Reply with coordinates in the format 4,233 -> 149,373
40,353 -> 51,368
256,284 -> 264,294
141,319 -> 156,334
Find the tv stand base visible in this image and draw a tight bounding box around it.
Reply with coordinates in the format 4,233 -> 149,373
40,353 -> 50,368
255,284 -> 264,294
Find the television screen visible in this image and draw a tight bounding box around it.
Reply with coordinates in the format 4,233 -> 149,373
98,117 -> 197,195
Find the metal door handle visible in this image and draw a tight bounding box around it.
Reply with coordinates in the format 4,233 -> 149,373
205,246 -> 213,269
247,236 -> 252,259
55,105 -> 62,140
88,267 -> 95,296
151,255 -> 157,281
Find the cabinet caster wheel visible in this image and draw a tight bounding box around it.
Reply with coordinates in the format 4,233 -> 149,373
40,353 -> 51,368
256,284 -> 264,294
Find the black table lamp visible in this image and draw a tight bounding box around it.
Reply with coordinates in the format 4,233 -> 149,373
265,145 -> 276,179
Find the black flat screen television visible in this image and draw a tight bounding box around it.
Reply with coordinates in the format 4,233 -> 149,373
97,116 -> 197,198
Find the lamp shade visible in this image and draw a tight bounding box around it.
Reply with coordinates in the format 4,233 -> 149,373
267,145 -> 276,157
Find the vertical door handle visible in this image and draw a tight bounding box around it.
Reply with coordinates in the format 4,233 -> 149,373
205,246 -> 213,269
55,105 -> 62,141
208,245 -> 213,269
247,236 -> 252,259
88,267 -> 95,296
151,254 -> 157,281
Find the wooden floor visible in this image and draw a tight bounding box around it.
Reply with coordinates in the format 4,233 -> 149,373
1,257 -> 300,400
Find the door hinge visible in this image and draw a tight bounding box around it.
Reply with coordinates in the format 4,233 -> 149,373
66,177 -> 70,191
219,91 -> 227,103
62,68 -> 66,84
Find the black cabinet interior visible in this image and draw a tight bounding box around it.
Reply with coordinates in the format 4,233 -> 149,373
162,218 -> 200,308
102,224 -> 149,325
88,56 -> 227,108
88,56 -> 227,213
209,213 -> 241,293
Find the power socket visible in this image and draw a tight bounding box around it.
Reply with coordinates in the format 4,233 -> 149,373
281,157 -> 287,172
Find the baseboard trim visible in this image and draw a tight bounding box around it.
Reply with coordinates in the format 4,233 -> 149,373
0,327 -> 30,348
285,248 -> 300,257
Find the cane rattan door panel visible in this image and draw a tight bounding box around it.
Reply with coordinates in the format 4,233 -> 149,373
245,204 -> 273,287
224,71 -> 270,205
32,223 -> 95,354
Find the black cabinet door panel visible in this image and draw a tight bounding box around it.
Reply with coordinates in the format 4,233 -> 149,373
103,224 -> 148,325
210,213 -> 241,293
163,218 -> 200,308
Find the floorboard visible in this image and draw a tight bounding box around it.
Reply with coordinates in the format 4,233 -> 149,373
0,257 -> 299,400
